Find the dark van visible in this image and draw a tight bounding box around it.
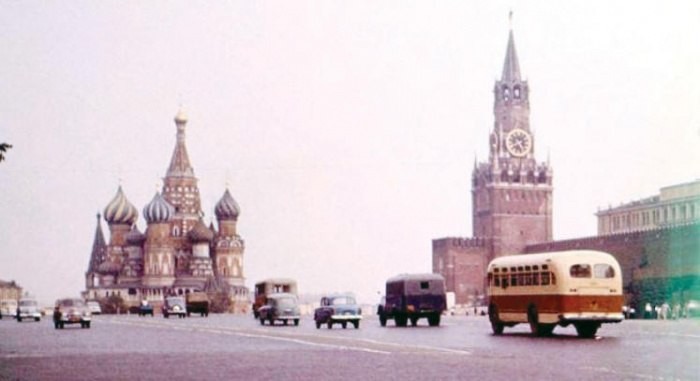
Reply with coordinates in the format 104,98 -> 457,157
378,273 -> 446,327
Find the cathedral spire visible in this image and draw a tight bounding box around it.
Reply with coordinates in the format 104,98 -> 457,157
501,29 -> 521,83
87,213 -> 106,273
166,108 -> 195,178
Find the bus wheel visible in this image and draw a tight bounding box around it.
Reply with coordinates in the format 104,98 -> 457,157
489,305 -> 504,335
527,305 -> 542,337
574,322 -> 599,338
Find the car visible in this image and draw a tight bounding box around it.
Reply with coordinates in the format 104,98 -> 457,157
86,300 -> 102,315
378,273 -> 446,327
186,292 -> 210,317
16,298 -> 41,322
0,299 -> 18,320
258,293 -> 300,326
138,300 -> 154,316
53,298 -> 92,329
162,296 -> 187,318
314,293 -> 362,329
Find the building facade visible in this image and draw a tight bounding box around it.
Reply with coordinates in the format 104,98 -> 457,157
83,110 -> 249,313
0,280 -> 22,301
596,180 -> 700,235
433,26 -> 700,311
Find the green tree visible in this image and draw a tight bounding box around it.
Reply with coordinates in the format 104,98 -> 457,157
0,143 -> 11,162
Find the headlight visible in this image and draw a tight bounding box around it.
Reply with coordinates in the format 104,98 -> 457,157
173,306 -> 180,311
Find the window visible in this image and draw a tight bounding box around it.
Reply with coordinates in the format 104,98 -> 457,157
570,264 -> 592,278
594,264 -> 615,278
510,274 -> 518,287
541,272 -> 550,286
420,281 -> 430,290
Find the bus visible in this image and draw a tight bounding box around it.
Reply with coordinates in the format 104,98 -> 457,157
486,250 -> 624,338
252,278 -> 297,318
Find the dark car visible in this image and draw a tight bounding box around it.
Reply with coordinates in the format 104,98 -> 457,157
258,293 -> 300,326
138,300 -> 154,316
53,298 -> 92,329
314,293 -> 362,329
162,296 -> 187,318
378,273 -> 446,327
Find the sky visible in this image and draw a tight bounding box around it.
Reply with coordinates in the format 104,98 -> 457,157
1,1 -> 699,306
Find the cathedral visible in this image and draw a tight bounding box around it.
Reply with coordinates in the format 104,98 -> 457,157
83,110 -> 249,312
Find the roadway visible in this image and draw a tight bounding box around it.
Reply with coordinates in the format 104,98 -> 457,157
1,313 -> 698,380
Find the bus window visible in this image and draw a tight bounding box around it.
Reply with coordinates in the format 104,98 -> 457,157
551,272 -> 556,285
541,272 -> 550,285
523,272 -> 532,286
493,274 -> 501,287
594,264 -> 615,278
511,274 -> 518,287
532,272 -> 540,286
501,275 -> 509,288
570,264 -> 592,278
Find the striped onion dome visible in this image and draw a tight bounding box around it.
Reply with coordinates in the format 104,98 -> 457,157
215,189 -> 240,221
188,220 -> 214,243
103,186 -> 138,225
125,224 -> 146,245
143,192 -> 174,224
97,260 -> 121,275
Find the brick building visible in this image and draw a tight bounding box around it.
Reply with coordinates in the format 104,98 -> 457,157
432,27 -> 700,310
83,110 -> 249,313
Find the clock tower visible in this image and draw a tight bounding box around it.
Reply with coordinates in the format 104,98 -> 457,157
472,27 -> 553,260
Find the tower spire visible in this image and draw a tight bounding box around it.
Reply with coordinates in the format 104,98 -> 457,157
167,108 -> 195,178
501,21 -> 521,83
87,213 -> 106,272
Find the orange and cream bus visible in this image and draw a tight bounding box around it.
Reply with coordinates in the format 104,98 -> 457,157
487,250 -> 624,338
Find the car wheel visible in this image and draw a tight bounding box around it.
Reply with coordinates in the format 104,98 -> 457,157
54,322 -> 60,329
327,321 -> 333,329
341,321 -> 347,329
164,313 -> 169,319
269,318 -> 274,326
428,314 -> 441,327
410,317 -> 418,326
352,320 -> 360,329
17,317 -> 22,323
283,319 -> 288,326
59,322 -> 65,329
35,317 -> 40,322
315,320 -> 321,329
294,319 -> 299,326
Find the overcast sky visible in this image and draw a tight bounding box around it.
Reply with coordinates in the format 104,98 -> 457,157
1,1 -> 699,305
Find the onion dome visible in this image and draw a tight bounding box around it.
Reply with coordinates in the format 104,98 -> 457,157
103,186 -> 138,225
188,220 -> 214,243
143,192 -> 175,224
215,189 -> 240,220
174,108 -> 188,124
126,224 -> 146,246
97,260 -> 121,275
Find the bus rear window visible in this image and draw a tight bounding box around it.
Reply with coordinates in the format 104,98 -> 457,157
594,264 -> 615,278
570,264 -> 591,278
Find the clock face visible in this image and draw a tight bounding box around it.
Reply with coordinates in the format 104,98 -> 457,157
505,128 -> 532,157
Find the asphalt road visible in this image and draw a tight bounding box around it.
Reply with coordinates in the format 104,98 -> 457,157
1,313 -> 698,380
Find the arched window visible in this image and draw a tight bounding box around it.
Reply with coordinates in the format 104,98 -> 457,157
503,87 -> 510,101
514,86 -> 521,99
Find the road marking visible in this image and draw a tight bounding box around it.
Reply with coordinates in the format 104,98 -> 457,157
579,366 -> 667,380
104,318 -> 390,355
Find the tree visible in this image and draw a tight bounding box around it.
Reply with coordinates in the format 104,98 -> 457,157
0,143 -> 11,162
101,294 -> 127,314
209,291 -> 232,313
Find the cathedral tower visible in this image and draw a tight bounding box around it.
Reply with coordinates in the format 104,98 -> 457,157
213,189 -> 245,287
472,27 -> 553,259
142,192 -> 176,287
162,109 -> 203,271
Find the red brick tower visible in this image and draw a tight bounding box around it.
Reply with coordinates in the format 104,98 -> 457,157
471,28 -> 553,261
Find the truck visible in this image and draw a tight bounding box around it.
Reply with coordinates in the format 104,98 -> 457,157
378,273 -> 447,327
253,278 -> 297,318
186,292 -> 210,317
